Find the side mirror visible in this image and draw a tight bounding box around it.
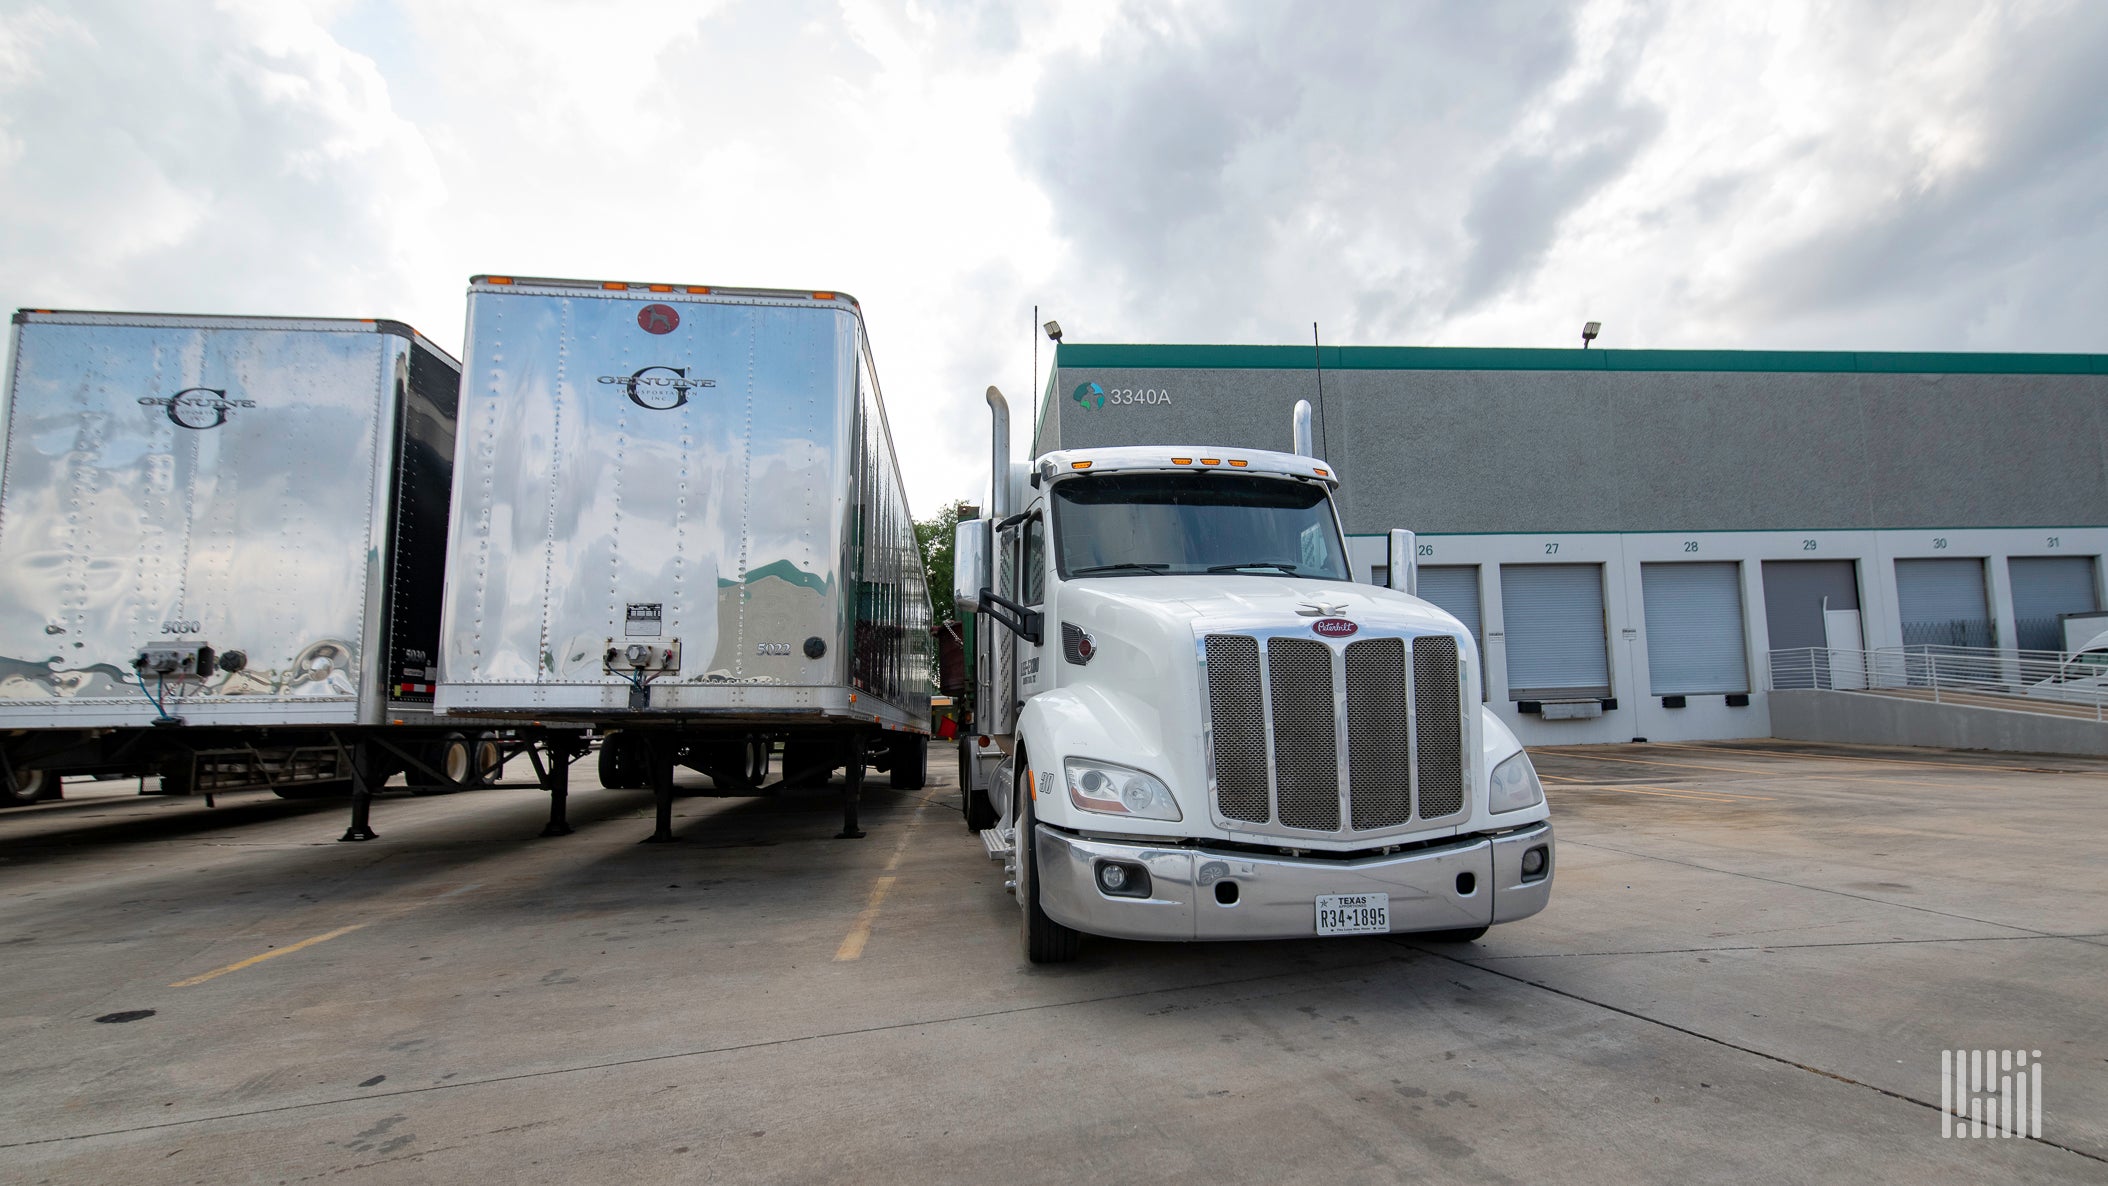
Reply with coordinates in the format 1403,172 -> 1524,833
953,518 -> 990,615
1386,528 -> 1417,596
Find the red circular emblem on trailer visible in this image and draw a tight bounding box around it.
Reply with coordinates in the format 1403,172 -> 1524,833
1313,618 -> 1358,637
638,303 -> 680,334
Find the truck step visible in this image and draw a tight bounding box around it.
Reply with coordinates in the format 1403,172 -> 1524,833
979,827 -> 1014,861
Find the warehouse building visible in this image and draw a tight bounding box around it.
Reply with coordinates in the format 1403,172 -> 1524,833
1037,344 -> 2108,745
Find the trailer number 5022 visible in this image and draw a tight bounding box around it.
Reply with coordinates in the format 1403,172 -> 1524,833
755,642 -> 792,656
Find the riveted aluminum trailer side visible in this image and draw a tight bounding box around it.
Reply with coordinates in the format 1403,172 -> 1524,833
436,276 -> 932,838
0,310 -> 562,825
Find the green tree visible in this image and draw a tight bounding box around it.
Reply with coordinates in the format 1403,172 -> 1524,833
916,499 -> 972,623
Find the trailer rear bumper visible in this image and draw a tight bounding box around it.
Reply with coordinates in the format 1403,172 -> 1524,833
1033,822 -> 1553,941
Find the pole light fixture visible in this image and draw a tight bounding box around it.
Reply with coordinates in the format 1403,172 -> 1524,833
1581,321 -> 1601,349
1043,320 -> 1063,342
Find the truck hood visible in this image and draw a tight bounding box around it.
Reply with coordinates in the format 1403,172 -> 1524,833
1063,575 -> 1470,642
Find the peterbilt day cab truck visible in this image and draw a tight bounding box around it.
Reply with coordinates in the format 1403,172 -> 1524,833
955,390 -> 1553,962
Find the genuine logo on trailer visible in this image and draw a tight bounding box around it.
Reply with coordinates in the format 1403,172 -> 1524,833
638,303 -> 680,334
138,387 -> 254,431
597,366 -> 716,411
1312,618 -> 1359,638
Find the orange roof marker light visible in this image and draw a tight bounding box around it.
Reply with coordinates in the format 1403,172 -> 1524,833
648,284 -> 672,293
1200,458 -> 1221,466
1313,467 -> 1330,477
602,281 -> 627,290
485,277 -> 514,285
1071,460 -> 1093,470
812,291 -> 836,300
686,286 -> 710,294
1228,459 -> 1249,467
1171,457 -> 1192,465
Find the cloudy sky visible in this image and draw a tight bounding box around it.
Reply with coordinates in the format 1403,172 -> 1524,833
3,0 -> 2105,516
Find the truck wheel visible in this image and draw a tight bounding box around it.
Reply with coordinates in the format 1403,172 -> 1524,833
411,733 -> 472,795
961,738 -> 996,830
473,734 -> 504,786
887,734 -> 927,790
1421,926 -> 1490,943
598,733 -> 641,789
1016,761 -> 1081,964
1,767 -> 50,806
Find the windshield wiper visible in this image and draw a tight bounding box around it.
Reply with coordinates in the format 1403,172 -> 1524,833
1072,562 -> 1170,575
1206,562 -> 1301,574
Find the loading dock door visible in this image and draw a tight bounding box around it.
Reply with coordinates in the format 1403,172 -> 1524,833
1500,564 -> 1610,700
2008,556 -> 2099,652
1641,562 -> 1749,694
1761,560 -> 1860,690
1895,558 -> 1993,649
1417,566 -> 1482,643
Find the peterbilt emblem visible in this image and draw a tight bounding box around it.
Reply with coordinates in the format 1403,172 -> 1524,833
1296,601 -> 1350,617
138,387 -> 255,430
597,366 -> 717,410
1312,618 -> 1358,637
638,303 -> 680,334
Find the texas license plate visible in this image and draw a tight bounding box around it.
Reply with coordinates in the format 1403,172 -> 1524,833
1315,893 -> 1389,936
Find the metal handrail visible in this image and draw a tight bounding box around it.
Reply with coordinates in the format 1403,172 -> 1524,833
1765,644 -> 2108,721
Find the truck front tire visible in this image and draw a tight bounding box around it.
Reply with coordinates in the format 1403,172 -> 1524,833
1016,760 -> 1082,964
2,767 -> 50,806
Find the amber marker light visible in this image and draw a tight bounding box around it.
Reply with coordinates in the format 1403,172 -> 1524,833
1172,457 -> 1192,464
1071,460 -> 1092,469
648,284 -> 672,293
1200,458 -> 1221,466
1228,459 -> 1249,467
686,286 -> 710,294
602,281 -> 627,290
812,291 -> 836,300
1314,467 -> 1330,477
484,277 -> 514,285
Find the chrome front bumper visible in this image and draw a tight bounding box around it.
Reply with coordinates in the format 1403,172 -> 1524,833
1034,821 -> 1554,941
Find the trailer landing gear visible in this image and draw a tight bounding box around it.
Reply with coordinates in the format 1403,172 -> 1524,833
642,733 -> 679,844
531,732 -> 588,837
337,737 -> 379,842
836,754 -> 866,840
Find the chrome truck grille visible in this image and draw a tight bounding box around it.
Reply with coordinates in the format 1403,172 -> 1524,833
1203,632 -> 1467,836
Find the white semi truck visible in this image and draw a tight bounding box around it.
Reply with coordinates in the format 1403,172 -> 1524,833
954,389 -> 1553,962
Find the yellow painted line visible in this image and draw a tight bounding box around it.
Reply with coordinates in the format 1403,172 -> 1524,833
170,924 -> 367,987
834,876 -> 897,962
832,794 -> 930,962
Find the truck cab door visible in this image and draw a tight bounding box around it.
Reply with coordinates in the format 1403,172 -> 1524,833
1014,508 -> 1050,707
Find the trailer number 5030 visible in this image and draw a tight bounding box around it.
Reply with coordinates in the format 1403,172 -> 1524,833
162,620 -> 201,634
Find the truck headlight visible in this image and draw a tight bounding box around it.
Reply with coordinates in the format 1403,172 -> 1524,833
1065,757 -> 1182,822
1489,752 -> 1544,814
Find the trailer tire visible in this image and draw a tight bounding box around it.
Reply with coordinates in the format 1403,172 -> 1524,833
887,734 -> 927,790
1016,757 -> 1082,964
2,767 -> 50,806
598,733 -> 649,790
410,734 -> 473,795
473,734 -> 504,786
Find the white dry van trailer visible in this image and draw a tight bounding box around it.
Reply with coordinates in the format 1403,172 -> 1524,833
435,276 -> 932,840
954,391 -> 1554,961
0,309 -> 536,829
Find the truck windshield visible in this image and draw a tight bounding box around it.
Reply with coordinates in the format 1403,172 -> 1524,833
1052,472 -> 1351,580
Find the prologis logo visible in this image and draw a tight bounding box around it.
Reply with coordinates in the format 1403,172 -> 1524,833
1072,382 -> 1104,410
1313,618 -> 1359,638
597,365 -> 717,411
138,387 -> 255,430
